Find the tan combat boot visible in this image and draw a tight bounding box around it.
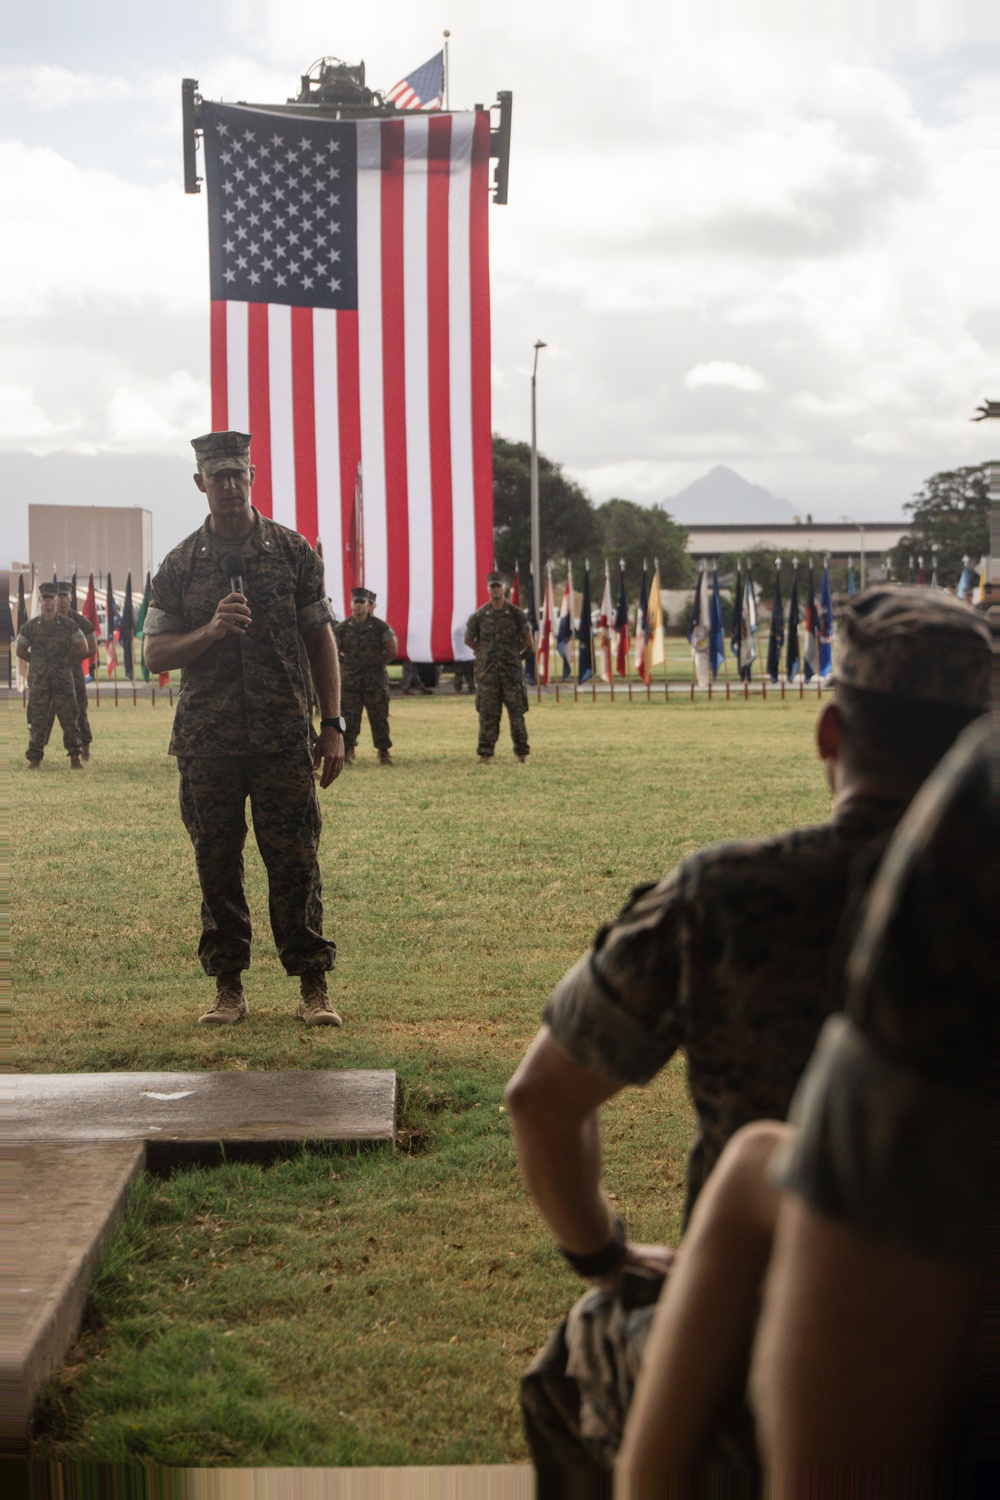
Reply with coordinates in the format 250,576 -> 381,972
345,747 -> 356,764
198,973 -> 248,1025
70,754 -> 83,770
298,972 -> 342,1027
81,747 -> 91,761
378,749 -> 394,766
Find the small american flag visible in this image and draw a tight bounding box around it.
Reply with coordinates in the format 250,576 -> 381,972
385,51 -> 444,112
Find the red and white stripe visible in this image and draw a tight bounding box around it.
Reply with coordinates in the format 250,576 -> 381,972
210,111 -> 493,661
385,82 -> 442,112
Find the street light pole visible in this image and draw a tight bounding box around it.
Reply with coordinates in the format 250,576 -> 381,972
530,340 -> 547,610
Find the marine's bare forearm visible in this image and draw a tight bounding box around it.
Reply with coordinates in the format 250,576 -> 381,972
143,593 -> 250,671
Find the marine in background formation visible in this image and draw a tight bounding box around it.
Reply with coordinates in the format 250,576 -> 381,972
143,429 -> 346,1029
505,585 -> 992,1477
464,571 -> 532,763
334,588 -> 397,766
16,582 -> 90,769
43,581 -> 97,759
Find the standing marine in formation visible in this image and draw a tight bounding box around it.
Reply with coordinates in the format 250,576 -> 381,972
464,570 -> 533,763
43,580 -> 97,760
17,581 -> 90,769
334,587 -> 398,766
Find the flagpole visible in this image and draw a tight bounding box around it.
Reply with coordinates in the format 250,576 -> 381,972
568,560 -> 578,702
591,560 -> 597,699
753,565 -> 767,699
443,30 -> 450,110
605,559 -> 614,703
551,564 -> 560,702
715,559 -> 730,699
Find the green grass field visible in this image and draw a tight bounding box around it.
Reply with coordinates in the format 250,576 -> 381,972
14,692 -> 831,1467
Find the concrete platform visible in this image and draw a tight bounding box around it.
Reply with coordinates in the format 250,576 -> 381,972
15,1465 -> 535,1498
1,1141 -> 145,1453
13,1070 -> 398,1165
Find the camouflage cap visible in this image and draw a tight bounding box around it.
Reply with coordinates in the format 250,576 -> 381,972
56,580 -> 73,595
191,431 -> 252,477
834,586 -> 991,707
366,590 -> 377,604
39,582 -> 58,597
350,587 -> 369,602
486,571 -> 503,585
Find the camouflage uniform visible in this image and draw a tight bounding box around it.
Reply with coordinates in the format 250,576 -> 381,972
521,587 -> 992,1475
772,715 -> 992,1262
333,614 -> 395,752
770,715 -> 992,1455
44,607 -> 95,751
520,798 -> 905,1473
144,508 -> 337,977
465,600 -> 530,758
18,614 -> 86,763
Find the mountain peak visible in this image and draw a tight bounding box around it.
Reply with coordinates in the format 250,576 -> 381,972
667,466 -> 796,524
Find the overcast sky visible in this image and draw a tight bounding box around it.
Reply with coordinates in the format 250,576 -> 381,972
3,0 -> 999,565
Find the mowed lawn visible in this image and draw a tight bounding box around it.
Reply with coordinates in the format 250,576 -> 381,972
13,691 -> 832,1467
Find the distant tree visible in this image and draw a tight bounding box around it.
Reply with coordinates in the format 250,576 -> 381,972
492,435 -> 602,580
715,547 -> 856,606
595,498 -> 693,589
891,464 -> 992,585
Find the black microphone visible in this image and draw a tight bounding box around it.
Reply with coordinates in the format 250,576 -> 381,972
221,553 -> 244,597
221,554 -> 249,632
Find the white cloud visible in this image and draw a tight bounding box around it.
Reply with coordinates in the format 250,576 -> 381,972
0,142 -> 205,318
106,371 -> 210,447
0,64 -> 137,109
0,384 -> 81,444
686,363 -> 770,392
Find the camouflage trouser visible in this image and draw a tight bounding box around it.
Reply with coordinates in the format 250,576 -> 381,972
453,660 -> 475,692
44,666 -> 92,748
26,672 -> 81,761
177,750 -> 335,976
342,674 -> 391,751
522,1269 -> 757,1481
475,671 -> 529,757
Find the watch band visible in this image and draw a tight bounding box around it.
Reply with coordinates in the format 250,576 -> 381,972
558,1214 -> 627,1278
320,716 -> 346,732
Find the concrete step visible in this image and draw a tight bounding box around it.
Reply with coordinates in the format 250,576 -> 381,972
1,1140 -> 145,1454
13,1069 -> 398,1166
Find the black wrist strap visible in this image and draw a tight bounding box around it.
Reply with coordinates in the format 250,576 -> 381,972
320,717 -> 343,729
559,1214 -> 626,1278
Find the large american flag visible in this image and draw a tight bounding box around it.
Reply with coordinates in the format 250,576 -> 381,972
201,100 -> 493,660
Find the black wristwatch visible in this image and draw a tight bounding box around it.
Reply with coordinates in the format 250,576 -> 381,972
559,1214 -> 627,1279
320,716 -> 347,733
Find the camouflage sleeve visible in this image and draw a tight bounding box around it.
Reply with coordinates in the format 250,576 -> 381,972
543,872 -> 687,1085
465,610 -> 480,645
294,544 -> 335,633
70,627 -> 86,649
16,623 -> 31,651
144,558 -> 185,636
770,1014 -> 986,1261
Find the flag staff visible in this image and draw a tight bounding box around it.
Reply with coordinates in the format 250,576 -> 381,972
604,558 -> 614,703
443,30 -> 451,110
530,340 -> 547,606
752,561 -> 767,697
715,559 -> 731,699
